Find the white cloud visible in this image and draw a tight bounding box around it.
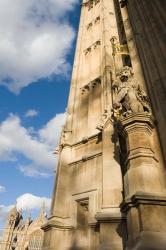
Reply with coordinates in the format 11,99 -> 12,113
25,109 -> 39,118
19,165 -> 51,178
0,0 -> 78,93
0,193 -> 51,226
0,186 -> 5,193
0,113 -> 65,177
16,193 -> 51,211
39,113 -> 66,147
0,205 -> 13,225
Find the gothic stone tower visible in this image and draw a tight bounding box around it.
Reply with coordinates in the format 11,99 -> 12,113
42,0 -> 166,249
0,206 -> 46,250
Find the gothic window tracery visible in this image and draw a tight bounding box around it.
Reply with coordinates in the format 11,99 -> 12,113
28,230 -> 43,250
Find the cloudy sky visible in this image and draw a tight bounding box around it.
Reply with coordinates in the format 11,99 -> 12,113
0,0 -> 80,228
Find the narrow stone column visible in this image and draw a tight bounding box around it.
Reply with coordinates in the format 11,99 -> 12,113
119,113 -> 166,250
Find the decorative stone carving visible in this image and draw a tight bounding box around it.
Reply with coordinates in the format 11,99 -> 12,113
84,47 -> 91,55
8,207 -> 18,225
59,126 -> 72,147
87,22 -> 92,30
82,137 -> 89,143
84,40 -> 101,55
81,77 -> 101,95
83,0 -> 100,9
87,0 -> 93,10
94,16 -> 100,23
87,17 -> 100,30
112,66 -> 151,119
80,84 -> 90,95
96,108 -> 112,131
91,77 -> 101,88
93,40 -> 101,49
94,0 -> 100,5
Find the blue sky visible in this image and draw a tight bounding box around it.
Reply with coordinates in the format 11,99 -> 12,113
0,0 -> 80,228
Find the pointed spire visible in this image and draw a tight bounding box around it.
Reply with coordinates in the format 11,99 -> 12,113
26,208 -> 31,219
7,205 -> 17,226
25,209 -> 31,226
41,201 -> 46,215
38,201 -> 46,219
9,205 -> 17,217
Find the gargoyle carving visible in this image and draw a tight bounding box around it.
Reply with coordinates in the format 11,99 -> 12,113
112,66 -> 151,118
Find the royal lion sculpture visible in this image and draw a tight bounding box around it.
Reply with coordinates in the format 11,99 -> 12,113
112,66 -> 151,118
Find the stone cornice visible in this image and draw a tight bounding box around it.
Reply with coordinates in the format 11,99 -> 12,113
41,220 -> 75,232
72,132 -> 101,147
95,212 -> 126,223
121,191 -> 166,212
119,113 -> 154,132
69,152 -> 102,166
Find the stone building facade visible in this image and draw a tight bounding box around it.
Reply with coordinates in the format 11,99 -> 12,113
42,0 -> 166,249
125,0 -> 166,163
0,207 -> 46,250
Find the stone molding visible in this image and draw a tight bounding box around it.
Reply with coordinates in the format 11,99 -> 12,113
41,220 -> 75,232
121,191 -> 166,212
80,77 -> 101,94
56,131 -> 101,153
86,15 -> 101,30
82,0 -> 100,8
118,112 -> 158,166
68,152 -> 102,166
95,212 -> 125,223
119,113 -> 154,132
84,40 -> 101,55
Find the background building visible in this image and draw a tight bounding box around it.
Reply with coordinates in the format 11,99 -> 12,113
0,206 -> 46,250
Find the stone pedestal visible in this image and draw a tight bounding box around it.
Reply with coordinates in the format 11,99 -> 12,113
96,212 -> 127,250
119,113 -> 166,250
42,218 -> 74,250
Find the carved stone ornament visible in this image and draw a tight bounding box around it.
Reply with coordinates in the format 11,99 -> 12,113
94,16 -> 100,24
80,77 -> 101,95
59,126 -> 72,147
96,108 -> 113,131
112,66 -> 151,119
87,22 -> 92,30
83,0 -> 100,9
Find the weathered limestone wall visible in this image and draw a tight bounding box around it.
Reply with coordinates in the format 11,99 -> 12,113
42,1 -> 166,250
126,0 -> 166,163
42,0 -> 125,249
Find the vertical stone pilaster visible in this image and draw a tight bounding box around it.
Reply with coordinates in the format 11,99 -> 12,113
119,113 -> 163,196
96,213 -> 127,250
102,121 -> 123,208
119,113 -> 166,250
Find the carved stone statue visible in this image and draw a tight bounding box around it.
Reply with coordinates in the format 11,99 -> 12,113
112,66 -> 151,118
96,108 -> 112,131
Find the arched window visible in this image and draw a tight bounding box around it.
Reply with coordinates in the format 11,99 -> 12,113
28,230 -> 43,250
